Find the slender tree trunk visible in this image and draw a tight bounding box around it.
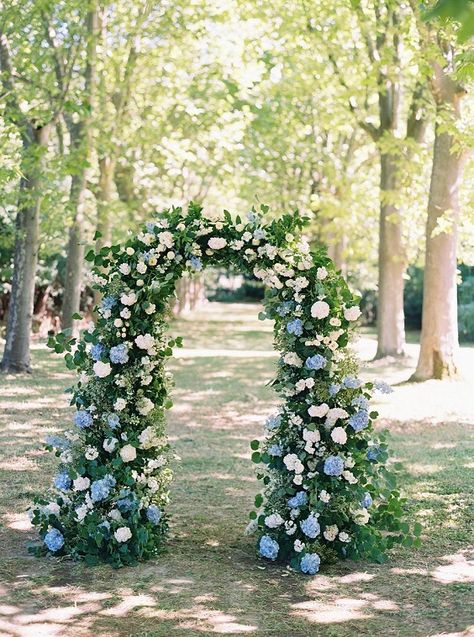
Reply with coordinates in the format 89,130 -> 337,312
375,152 -> 406,358
96,155 -> 115,249
62,7 -> 98,333
1,124 -> 51,373
411,77 -> 466,380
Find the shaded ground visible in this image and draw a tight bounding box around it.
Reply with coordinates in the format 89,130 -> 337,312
0,302 -> 473,637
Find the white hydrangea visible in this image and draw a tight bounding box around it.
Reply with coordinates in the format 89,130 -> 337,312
73,477 -> 90,491
326,408 -> 349,425
139,426 -> 160,448
311,300 -> 330,319
85,447 -> 99,460
316,266 -> 328,280
319,490 -> 331,503
303,428 -> 321,443
114,398 -> 127,411
265,513 -> 284,528
158,231 -> 174,248
331,427 -> 347,444
342,470 -> 358,484
208,237 -> 227,250
344,306 -> 362,321
294,539 -> 305,552
118,263 -> 131,275
137,397 -> 154,415
283,454 -> 304,474
114,526 -> 132,542
93,361 -> 112,378
308,403 -> 329,418
135,334 -> 155,354
285,520 -> 297,535
120,291 -> 137,306
136,261 -> 147,274
283,352 -> 303,367
103,438 -> 118,453
119,444 -> 137,462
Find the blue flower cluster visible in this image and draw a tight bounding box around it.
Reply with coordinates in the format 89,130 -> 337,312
91,343 -> 107,361
254,229 -> 266,240
259,535 -> 279,560
374,380 -> 393,394
300,513 -> 320,538
117,489 -> 138,512
329,383 -> 341,396
349,410 -> 369,432
46,435 -> 70,451
109,344 -> 129,364
351,395 -> 369,410
74,410 -> 93,429
305,354 -> 327,370
54,471 -> 71,491
44,528 -> 64,552
367,446 -> 381,461
265,414 -> 281,430
189,256 -> 203,271
300,553 -> 321,575
343,375 -> 362,389
277,301 -> 293,317
268,444 -> 283,457
91,477 -> 113,502
323,455 -> 345,476
287,318 -> 303,336
146,505 -> 162,524
101,296 -> 117,311
288,491 -> 308,509
107,413 -> 120,429
360,492 -> 373,508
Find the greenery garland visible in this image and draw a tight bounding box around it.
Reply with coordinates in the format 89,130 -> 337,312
29,203 -> 417,570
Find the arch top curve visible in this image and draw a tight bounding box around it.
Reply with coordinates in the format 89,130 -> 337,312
31,203 -> 405,572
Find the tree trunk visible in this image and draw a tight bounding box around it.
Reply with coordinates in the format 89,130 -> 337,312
1,124 -> 52,373
411,76 -> 466,381
96,155 -> 115,249
375,152 -> 406,358
62,7 -> 98,333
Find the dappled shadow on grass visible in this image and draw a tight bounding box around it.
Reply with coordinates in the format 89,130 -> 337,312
0,304 -> 473,636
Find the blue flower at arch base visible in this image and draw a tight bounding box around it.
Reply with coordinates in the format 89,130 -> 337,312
29,203 -> 410,570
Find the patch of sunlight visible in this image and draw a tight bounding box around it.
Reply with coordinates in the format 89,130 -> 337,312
430,628 -> 474,637
99,593 -> 155,617
292,594 -> 399,624
1,397 -> 66,410
431,553 -> 474,584
3,513 -> 31,531
205,539 -> 220,547
464,461 -> 474,469
0,386 -> 39,397
175,348 -> 276,359
391,567 -> 428,576
409,462 -> 442,476
140,605 -> 257,633
432,442 -> 458,450
0,456 -> 37,471
338,572 -> 376,584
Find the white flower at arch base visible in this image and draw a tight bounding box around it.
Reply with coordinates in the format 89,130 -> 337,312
30,203 -> 408,571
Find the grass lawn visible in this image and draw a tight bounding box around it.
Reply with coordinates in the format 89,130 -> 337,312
0,302 -> 473,637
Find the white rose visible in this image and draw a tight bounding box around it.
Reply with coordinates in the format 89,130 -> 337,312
311,300 -> 330,319
85,447 -> 99,460
326,408 -> 349,425
265,513 -> 284,528
208,237 -> 227,250
135,334 -> 155,351
138,397 -> 154,415
114,318 -> 123,327
120,444 -> 137,463
331,427 -> 347,444
120,308 -> 131,319
119,263 -> 131,275
114,398 -> 127,411
44,502 -> 61,516
145,304 -> 156,315
114,526 -> 132,542
294,539 -> 305,552
344,306 -> 362,321
126,247 -> 135,255
308,403 -> 329,418
75,504 -> 88,522
317,266 -> 328,280
103,437 -> 118,453
329,317 -> 341,327
158,231 -> 174,248
93,361 -> 112,378
342,471 -> 358,484
109,508 -> 122,522
136,261 -> 147,274
293,474 -> 303,485
339,531 -> 351,542
319,490 -> 331,503
353,508 -> 370,525
323,524 -> 339,541
73,477 -> 90,491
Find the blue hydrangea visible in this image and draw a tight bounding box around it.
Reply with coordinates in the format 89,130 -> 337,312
254,229 -> 266,240
247,211 -> 258,223
265,414 -> 282,430
91,343 -> 107,361
300,552 -> 321,575
351,395 -> 369,410
361,492 -> 373,508
146,221 -> 156,232
109,344 -> 129,364
375,380 -> 393,394
277,301 -> 293,317
101,296 -> 117,311
46,435 -> 70,451
189,256 -> 202,271
329,383 -> 341,396
104,474 -> 116,488
259,535 -> 279,560
74,410 -> 93,429
305,355 -> 327,370
54,471 -> 71,491
343,375 -> 362,389
268,444 -> 283,457
288,491 -> 308,508
300,513 -> 321,538
146,505 -> 162,524
91,478 -> 112,502
44,528 -> 64,552
323,455 -> 345,476
349,410 -> 369,432
107,413 -> 120,429
287,318 -> 303,336
116,489 -> 138,511
367,446 -> 381,461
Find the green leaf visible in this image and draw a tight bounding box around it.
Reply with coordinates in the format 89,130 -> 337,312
251,451 -> 261,463
250,439 -> 260,450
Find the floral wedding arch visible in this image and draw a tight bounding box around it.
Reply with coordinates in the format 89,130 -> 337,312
30,204 -> 411,572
